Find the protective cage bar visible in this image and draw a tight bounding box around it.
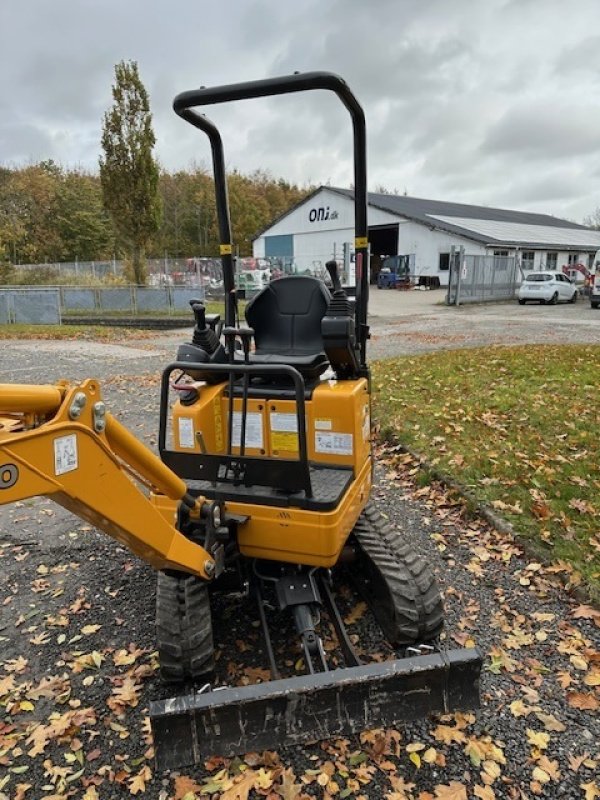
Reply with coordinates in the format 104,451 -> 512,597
159,361 -> 314,495
151,647 -> 482,770
172,71 -> 370,367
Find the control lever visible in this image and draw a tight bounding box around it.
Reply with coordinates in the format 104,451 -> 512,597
190,299 -> 207,330
325,260 -> 343,294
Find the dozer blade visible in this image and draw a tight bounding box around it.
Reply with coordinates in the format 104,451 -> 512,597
151,647 -> 481,771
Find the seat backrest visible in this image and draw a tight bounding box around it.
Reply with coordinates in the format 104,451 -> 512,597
245,275 -> 330,355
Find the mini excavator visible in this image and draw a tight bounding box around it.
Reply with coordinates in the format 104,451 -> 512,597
0,72 -> 481,769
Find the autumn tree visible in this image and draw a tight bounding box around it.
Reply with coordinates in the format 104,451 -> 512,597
99,60 -> 161,284
583,208 -> 600,230
55,171 -> 114,262
0,162 -> 62,265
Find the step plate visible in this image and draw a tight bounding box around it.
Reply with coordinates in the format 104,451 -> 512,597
151,647 -> 481,770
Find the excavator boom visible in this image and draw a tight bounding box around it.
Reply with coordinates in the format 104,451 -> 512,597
0,380 -> 215,580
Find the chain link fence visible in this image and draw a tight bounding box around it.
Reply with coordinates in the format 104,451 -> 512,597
13,258 -> 203,285
0,285 -> 206,324
0,288 -> 62,324
446,248 -> 521,305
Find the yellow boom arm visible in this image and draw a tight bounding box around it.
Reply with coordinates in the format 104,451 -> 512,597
0,379 -> 214,580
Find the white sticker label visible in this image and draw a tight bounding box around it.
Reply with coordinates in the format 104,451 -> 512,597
270,412 -> 298,432
314,418 -> 333,431
363,407 -> 371,441
315,431 -> 353,456
232,412 -> 263,449
54,434 -> 78,475
178,417 -> 195,449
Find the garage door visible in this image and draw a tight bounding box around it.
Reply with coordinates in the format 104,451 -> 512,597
265,234 -> 293,258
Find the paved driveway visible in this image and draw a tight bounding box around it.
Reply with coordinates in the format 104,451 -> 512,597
367,288 -> 600,359
0,291 -> 597,385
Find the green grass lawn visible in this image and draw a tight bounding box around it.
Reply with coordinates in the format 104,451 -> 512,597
372,345 -> 600,599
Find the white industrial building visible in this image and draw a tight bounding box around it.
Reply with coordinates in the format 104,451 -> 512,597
253,186 -> 600,287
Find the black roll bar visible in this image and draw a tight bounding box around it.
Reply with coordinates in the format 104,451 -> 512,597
173,110 -> 237,328
173,71 -> 369,368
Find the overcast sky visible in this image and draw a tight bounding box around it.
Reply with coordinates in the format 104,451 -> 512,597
1,0 -> 599,223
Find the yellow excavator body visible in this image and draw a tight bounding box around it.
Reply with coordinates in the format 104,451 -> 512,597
167,376 -> 372,566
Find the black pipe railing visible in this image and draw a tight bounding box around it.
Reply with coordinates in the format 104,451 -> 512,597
173,71 -> 369,367
159,362 -> 312,496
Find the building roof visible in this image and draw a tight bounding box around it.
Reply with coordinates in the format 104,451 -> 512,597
254,185 -> 600,251
330,188 -> 600,250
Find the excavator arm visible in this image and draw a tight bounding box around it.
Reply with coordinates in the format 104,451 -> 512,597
0,379 -> 215,581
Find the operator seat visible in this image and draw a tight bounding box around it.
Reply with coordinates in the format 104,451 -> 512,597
245,275 -> 331,380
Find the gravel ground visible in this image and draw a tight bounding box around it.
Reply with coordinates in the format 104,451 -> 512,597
0,313 -> 599,799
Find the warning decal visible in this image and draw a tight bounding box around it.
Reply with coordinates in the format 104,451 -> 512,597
54,434 -> 78,476
232,412 -> 263,449
178,417 -> 195,449
315,432 -> 353,456
270,412 -> 298,451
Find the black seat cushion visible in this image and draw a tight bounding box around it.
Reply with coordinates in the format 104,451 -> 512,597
245,276 -> 331,378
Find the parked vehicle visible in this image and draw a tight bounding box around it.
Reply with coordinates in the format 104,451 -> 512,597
376,255 -> 411,289
518,271 -> 578,305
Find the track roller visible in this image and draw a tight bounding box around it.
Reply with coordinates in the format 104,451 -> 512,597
156,571 -> 214,683
348,503 -> 444,645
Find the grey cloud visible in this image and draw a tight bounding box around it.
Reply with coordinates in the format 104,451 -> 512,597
482,105 -> 600,159
1,0 -> 600,221
0,123 -> 58,165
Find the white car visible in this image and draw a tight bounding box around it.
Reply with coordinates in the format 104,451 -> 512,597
518,271 -> 578,305
590,280 -> 600,309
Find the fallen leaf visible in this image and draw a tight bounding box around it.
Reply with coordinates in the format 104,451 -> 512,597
344,601 -> 368,625
129,765 -> 151,795
220,771 -> 256,800
81,624 -> 101,635
532,767 -> 550,785
409,752 -> 421,769
474,787 -> 495,800
481,760 -> 501,785
509,699 -> 537,718
572,605 -> 600,621
568,753 -> 590,772
581,782 -> 600,800
534,712 -> 565,732
536,756 -> 560,781
570,655 -> 589,671
277,768 -> 303,800
584,667 -> 600,687
433,782 -> 467,800
433,725 -> 467,745
567,692 -> 599,711
174,775 -> 204,800
526,729 -> 550,750
13,784 -> 32,800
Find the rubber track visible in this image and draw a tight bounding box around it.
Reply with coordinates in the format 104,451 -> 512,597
349,503 -> 444,645
156,571 -> 215,684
